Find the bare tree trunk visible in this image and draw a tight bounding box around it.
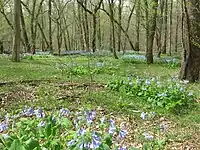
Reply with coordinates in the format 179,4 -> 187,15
180,0 -> 200,82
77,4 -> 85,50
144,0 -> 149,56
175,1 -> 180,52
162,0 -> 168,54
31,0 -> 36,54
97,11 -> 102,50
117,0 -> 122,52
108,0 -> 118,59
20,3 -> 30,53
0,41 -> 3,54
135,0 -> 140,51
146,0 -> 159,64
12,0 -> 21,62
48,0 -> 53,53
92,13 -> 97,52
169,0 -> 173,56
157,0 -> 164,57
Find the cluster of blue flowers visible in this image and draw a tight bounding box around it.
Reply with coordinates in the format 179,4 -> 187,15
0,107 -> 129,149
108,75 -> 195,110
122,54 -> 180,66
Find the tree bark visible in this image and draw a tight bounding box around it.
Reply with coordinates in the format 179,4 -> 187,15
117,0 -> 122,52
20,3 -> 30,53
12,0 -> 21,62
169,0 -> 173,56
0,41 -> 3,54
146,0 -> 158,64
162,0 -> 168,54
180,0 -> 200,82
48,0 -> 53,53
135,0 -> 140,51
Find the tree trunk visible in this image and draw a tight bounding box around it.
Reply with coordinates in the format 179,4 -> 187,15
117,0 -> 122,52
108,0 -> 118,59
162,0 -> 168,54
157,0 -> 164,57
146,0 -> 158,64
135,0 -> 141,51
175,1 -> 179,52
20,3 -> 30,53
92,13 -> 97,52
77,4 -> 85,50
0,41 -> 3,54
12,0 -> 21,62
31,0 -> 36,54
144,0 -> 149,56
48,0 -> 53,53
169,0 -> 173,56
180,0 -> 200,82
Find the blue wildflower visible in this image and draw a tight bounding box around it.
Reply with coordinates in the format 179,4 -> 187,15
90,132 -> 101,149
68,140 -> 76,146
118,146 -> 127,150
188,91 -> 193,96
0,123 -> 8,132
140,112 -> 148,120
77,128 -> 86,136
143,132 -> 153,140
37,121 -> 46,127
108,120 -> 116,135
119,129 -> 128,139
60,108 -> 70,116
36,108 -> 44,118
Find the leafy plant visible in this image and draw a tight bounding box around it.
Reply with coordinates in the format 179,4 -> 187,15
107,76 -> 195,112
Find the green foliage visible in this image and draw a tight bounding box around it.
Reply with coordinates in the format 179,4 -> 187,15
107,76 -> 195,112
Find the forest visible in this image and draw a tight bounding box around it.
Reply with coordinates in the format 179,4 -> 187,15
0,0 -> 200,149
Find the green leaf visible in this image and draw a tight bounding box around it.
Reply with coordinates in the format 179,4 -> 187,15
26,138 -> 40,150
103,134 -> 112,147
61,118 -> 72,129
9,139 -> 26,150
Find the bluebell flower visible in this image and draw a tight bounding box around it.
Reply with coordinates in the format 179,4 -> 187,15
109,120 -> 116,135
22,107 -> 35,117
37,121 -> 46,127
140,112 -> 148,120
36,108 -> 44,118
157,92 -> 167,97
160,124 -> 168,132
90,132 -> 101,149
77,128 -> 86,136
118,146 -> 127,150
145,79 -> 151,85
143,132 -> 153,141
68,140 -> 76,146
0,123 -> 8,132
188,91 -> 193,96
119,129 -> 128,139
96,62 -> 104,67
60,108 -> 70,116
85,110 -> 96,124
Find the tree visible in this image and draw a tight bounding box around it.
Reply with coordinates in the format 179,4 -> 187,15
0,40 -> 3,54
180,0 -> 200,82
145,0 -> 159,64
135,0 -> 141,51
162,0 -> 168,54
12,0 -> 21,62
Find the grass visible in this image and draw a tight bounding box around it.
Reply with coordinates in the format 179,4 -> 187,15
0,54 -> 200,149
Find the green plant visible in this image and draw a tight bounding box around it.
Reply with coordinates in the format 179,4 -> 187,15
107,76 -> 195,112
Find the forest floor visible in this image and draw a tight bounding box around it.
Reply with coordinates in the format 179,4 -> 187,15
0,54 -> 200,149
